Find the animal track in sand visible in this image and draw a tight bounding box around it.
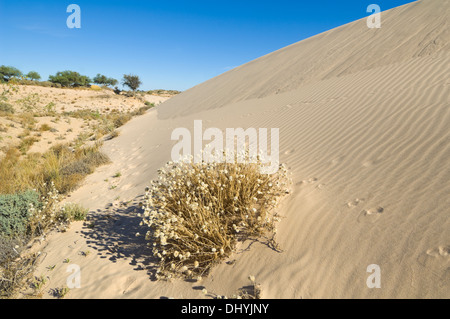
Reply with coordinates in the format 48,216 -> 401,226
356,206 -> 384,223
331,156 -> 345,165
427,246 -> 450,258
297,177 -> 318,185
120,184 -> 132,191
284,149 -> 295,155
362,157 -> 384,168
123,276 -> 137,295
346,198 -> 365,208
362,206 -> 384,215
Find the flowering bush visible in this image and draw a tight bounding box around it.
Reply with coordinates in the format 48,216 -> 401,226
140,154 -> 291,280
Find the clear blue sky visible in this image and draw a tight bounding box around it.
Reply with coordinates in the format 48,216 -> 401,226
0,0 -> 415,91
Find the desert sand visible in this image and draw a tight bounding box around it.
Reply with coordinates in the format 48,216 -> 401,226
30,0 -> 449,298
0,85 -> 170,156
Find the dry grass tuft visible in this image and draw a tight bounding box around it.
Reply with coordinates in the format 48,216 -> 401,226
140,153 -> 291,280
0,142 -> 109,195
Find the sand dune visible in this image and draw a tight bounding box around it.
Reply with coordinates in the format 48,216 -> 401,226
31,0 -> 449,298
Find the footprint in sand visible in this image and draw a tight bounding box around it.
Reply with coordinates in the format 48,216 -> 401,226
362,206 -> 384,215
120,184 -> 132,191
123,276 -> 137,295
427,246 -> 450,258
331,157 -> 344,165
297,177 -> 318,185
284,149 -> 295,155
362,160 -> 374,168
357,206 -> 384,223
346,198 -> 364,208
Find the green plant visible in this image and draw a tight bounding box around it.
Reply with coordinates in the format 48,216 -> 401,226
0,102 -> 15,114
0,65 -> 22,82
52,286 -> 70,298
17,93 -> 40,112
30,275 -> 48,295
46,265 -> 56,271
18,136 -> 39,154
1,81 -> 19,103
122,74 -> 142,91
0,190 -> 41,238
39,124 -> 52,132
48,70 -> 91,88
25,71 -> 41,81
140,154 -> 291,280
0,252 -> 39,298
60,203 -> 88,222
80,250 -> 90,257
93,74 -> 118,87
44,102 -> 56,114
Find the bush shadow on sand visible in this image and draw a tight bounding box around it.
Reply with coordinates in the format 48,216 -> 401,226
79,194 -> 159,280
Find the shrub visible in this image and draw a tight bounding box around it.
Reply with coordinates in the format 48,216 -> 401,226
0,183 -> 84,298
25,71 -> 41,81
44,102 -> 56,114
18,136 -> 39,154
38,81 -> 53,88
0,250 -> 39,298
0,65 -> 22,82
57,146 -> 110,193
60,203 -> 88,222
49,71 -> 91,87
17,93 -> 40,112
140,154 -> 291,280
0,190 -> 41,238
0,102 -> 15,114
0,143 -> 109,196
93,74 -> 118,87
39,124 -> 52,132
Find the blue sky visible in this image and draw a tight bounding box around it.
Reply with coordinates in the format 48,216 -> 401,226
0,0 -> 415,91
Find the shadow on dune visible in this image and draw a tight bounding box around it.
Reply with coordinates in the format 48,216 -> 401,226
79,194 -> 159,280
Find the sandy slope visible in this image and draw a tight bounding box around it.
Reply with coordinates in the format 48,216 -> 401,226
31,0 -> 449,299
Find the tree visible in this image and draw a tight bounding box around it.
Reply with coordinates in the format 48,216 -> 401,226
122,74 -> 142,91
0,65 -> 22,82
93,74 -> 118,87
48,70 -> 92,87
26,71 -> 41,81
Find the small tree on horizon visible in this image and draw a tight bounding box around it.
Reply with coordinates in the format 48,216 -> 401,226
49,70 -> 92,87
26,71 -> 41,81
0,65 -> 22,82
122,74 -> 142,91
93,73 -> 118,87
